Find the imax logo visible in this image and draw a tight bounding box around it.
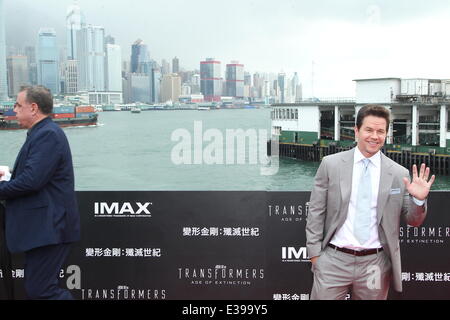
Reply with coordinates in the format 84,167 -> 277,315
281,247 -> 309,262
94,202 -> 152,217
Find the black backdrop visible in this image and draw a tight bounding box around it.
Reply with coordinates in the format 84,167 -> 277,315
0,191 -> 449,300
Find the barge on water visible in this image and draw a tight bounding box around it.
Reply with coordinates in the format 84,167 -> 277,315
0,103 -> 98,130
270,77 -> 450,175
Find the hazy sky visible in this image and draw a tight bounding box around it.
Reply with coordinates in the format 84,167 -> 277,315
5,0 -> 450,97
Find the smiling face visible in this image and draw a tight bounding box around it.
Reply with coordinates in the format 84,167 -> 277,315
354,115 -> 387,158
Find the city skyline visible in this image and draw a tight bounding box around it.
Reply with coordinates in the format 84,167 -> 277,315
4,0 -> 450,97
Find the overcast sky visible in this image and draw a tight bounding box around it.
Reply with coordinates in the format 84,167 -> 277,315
5,0 -> 450,97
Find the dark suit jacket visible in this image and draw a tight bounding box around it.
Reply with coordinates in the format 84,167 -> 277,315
0,117 -> 80,253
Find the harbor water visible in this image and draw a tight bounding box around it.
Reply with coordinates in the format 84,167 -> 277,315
0,109 -> 449,191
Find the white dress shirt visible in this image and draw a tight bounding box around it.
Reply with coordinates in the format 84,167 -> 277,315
330,147 -> 383,250
330,148 -> 425,250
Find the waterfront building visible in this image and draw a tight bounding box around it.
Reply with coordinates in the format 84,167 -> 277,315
125,73 -> 151,104
271,77 -> 450,174
225,61 -> 244,98
200,58 -> 222,102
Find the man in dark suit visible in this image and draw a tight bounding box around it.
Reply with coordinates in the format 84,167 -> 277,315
0,86 -> 80,300
306,105 -> 435,300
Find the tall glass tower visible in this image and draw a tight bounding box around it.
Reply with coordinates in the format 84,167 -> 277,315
37,28 -> 59,95
77,25 -> 105,92
200,58 -> 222,102
225,61 -> 244,98
131,39 -> 151,74
66,1 -> 85,60
0,0 -> 8,100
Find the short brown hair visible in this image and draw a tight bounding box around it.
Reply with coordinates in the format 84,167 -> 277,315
20,85 -> 53,115
356,105 -> 390,132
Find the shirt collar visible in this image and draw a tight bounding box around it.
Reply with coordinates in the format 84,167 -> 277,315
354,147 -> 381,168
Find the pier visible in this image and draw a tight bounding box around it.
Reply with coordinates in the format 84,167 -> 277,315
268,141 -> 450,175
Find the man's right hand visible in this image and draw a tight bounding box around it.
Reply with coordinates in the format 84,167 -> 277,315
310,256 -> 319,266
0,171 -> 4,179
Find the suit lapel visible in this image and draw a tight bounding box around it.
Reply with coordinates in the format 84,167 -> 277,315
377,153 -> 394,224
339,149 -> 355,221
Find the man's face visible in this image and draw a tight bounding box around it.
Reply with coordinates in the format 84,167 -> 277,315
354,115 -> 387,158
14,91 -> 37,129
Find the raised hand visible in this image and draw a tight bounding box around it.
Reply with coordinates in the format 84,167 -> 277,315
403,164 -> 435,201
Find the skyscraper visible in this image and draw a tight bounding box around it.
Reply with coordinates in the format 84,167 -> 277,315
7,55 -> 29,97
66,1 -> 85,60
130,39 -> 152,101
77,25 -> 105,92
0,0 -> 8,100
131,39 -> 151,74
106,44 -> 122,92
172,56 -> 179,74
37,28 -> 59,94
225,61 -> 244,98
200,58 -> 222,102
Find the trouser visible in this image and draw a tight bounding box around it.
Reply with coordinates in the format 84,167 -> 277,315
24,243 -> 74,300
310,246 -> 392,300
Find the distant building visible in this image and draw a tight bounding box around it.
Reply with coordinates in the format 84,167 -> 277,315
106,44 -> 122,92
66,2 -> 85,60
105,35 -> 115,45
87,91 -> 122,105
277,73 -> 286,103
37,28 -> 59,94
161,59 -> 171,75
62,60 -> 78,94
77,25 -> 105,92
200,58 -> 222,102
131,39 -> 151,74
172,56 -> 179,74
25,46 -> 37,85
151,68 -> 161,103
7,55 -> 29,97
161,73 -> 181,103
125,73 -> 151,103
225,62 -> 244,98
